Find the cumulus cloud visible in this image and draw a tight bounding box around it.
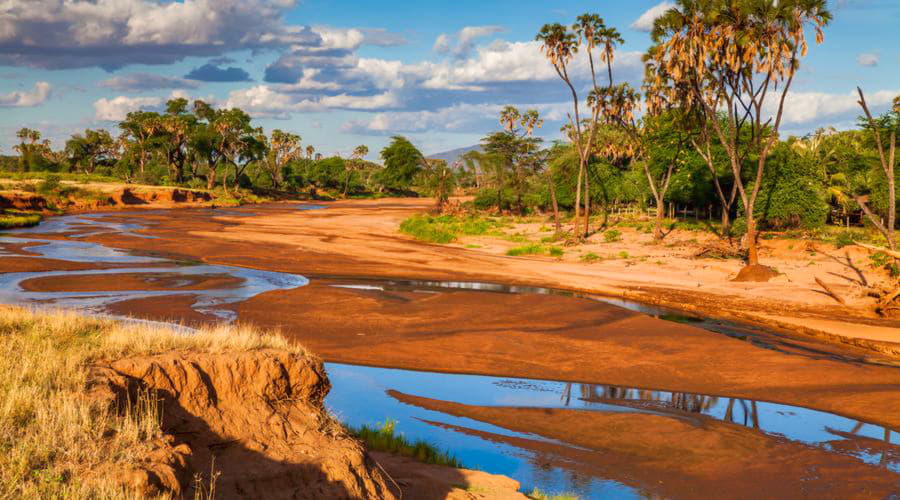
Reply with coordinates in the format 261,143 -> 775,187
0,81 -> 51,107
857,53 -> 879,67
223,85 -> 399,118
0,0 -> 318,70
433,25 -> 505,58
93,96 -> 163,121
98,73 -> 200,91
92,90 -> 204,120
630,1 -> 675,32
184,63 -> 251,82
342,101 -> 571,136
773,88 -> 899,126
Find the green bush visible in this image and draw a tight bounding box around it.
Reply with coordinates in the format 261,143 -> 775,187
580,252 -> 601,263
399,214 -> 502,244
548,246 -> 564,257
603,229 -> 622,243
506,244 -> 543,256
834,231 -> 856,249
36,174 -> 61,194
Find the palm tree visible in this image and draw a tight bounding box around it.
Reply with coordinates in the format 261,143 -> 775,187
645,0 -> 832,271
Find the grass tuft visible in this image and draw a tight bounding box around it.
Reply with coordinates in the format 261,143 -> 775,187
349,419 -> 461,468
0,306 -> 309,497
528,487 -> 580,500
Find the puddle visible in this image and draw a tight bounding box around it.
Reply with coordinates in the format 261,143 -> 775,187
325,363 -> 899,498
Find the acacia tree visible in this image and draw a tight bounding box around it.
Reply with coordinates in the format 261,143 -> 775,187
119,111 -> 161,176
645,0 -> 831,271
65,129 -> 115,174
259,129 -> 302,190
537,14 -> 622,238
853,88 -> 898,250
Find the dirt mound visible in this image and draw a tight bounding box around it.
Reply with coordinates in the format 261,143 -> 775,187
89,350 -> 395,499
109,188 -> 212,206
0,191 -> 48,210
733,264 -> 779,282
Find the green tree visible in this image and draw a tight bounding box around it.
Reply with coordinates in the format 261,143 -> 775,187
65,129 -> 115,174
646,0 -> 831,271
378,136 -> 423,192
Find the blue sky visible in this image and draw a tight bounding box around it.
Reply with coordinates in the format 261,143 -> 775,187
0,0 -> 897,159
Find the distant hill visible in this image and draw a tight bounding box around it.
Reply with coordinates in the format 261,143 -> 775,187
427,145 -> 482,166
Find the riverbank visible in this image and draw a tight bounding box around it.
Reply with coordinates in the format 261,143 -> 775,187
0,306 -> 524,499
183,198 -> 900,355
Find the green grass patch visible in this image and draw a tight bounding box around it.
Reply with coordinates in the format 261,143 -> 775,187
580,252 -> 601,263
548,246 -> 564,258
0,170 -> 118,183
528,488 -> 579,500
0,210 -> 42,229
603,229 -> 622,243
506,244 -> 544,256
399,214 -> 504,244
349,419 -> 461,468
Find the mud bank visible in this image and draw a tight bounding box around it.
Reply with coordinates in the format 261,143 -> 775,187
0,186 -> 212,213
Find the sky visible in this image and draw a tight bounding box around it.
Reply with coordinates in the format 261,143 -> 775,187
0,0 -> 897,159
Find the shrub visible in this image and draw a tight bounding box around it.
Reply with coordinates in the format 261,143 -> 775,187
580,252 -> 601,263
548,246 -> 564,257
507,244 -> 543,256
834,231 -> 856,249
36,174 -> 61,194
603,229 -> 622,243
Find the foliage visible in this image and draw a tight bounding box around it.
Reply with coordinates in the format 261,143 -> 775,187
528,488 -> 580,500
0,211 -> 42,229
379,136 -> 423,192
349,419 -> 461,468
603,229 -> 622,243
399,214 -> 503,244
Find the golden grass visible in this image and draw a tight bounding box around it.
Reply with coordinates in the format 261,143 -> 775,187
0,306 -> 309,498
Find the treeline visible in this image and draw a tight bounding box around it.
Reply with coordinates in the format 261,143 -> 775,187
454,1 -> 899,268
6,98 -> 430,198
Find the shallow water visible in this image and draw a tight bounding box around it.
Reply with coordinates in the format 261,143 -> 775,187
1,209 -> 898,498
325,363 -> 898,497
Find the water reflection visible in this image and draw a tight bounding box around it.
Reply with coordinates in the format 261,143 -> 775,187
326,363 -> 900,499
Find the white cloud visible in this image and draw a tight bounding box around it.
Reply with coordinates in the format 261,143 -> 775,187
94,96 -> 163,121
0,0 -> 316,69
630,1 -> 675,32
342,101 -> 571,135
857,53 -> 879,67
433,25 -> 505,57
223,85 -> 399,118
0,81 -> 51,107
774,89 -> 899,125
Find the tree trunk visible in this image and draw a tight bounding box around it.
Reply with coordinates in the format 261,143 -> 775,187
721,208 -> 731,237
574,160 -> 583,226
653,195 -> 665,240
582,165 -> 591,238
745,212 -> 759,266
549,174 -> 561,233
206,162 -> 217,190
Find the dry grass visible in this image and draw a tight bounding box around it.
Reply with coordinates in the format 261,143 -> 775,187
0,306 -> 308,498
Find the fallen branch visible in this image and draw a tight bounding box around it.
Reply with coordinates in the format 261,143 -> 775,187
855,242 -> 900,259
815,277 -> 846,305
